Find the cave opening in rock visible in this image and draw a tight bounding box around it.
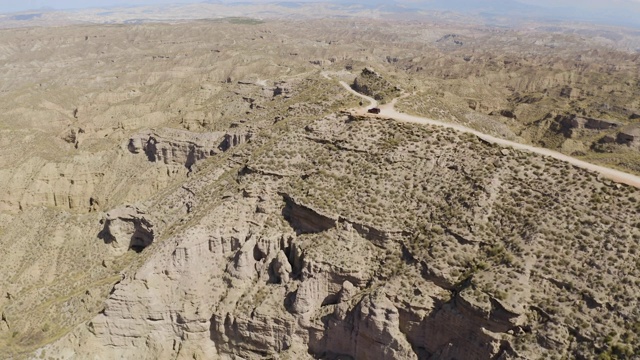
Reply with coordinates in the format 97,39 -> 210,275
145,137 -> 158,162
129,228 -> 154,253
253,245 -> 266,262
185,146 -> 197,170
130,238 -> 147,253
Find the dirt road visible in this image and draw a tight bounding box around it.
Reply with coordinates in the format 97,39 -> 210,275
339,81 -> 640,188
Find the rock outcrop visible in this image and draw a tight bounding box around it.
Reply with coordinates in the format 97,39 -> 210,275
128,128 -> 251,170
272,81 -> 293,98
352,67 -> 402,103
128,129 -> 223,169
218,132 -> 252,152
616,125 -> 640,147
557,114 -> 621,133
282,194 -> 337,234
100,205 -> 155,255
0,159 -> 102,213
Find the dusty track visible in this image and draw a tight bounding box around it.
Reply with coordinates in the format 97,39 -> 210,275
338,80 -> 640,188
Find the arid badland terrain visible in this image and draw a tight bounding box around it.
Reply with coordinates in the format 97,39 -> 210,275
1,3 -> 640,360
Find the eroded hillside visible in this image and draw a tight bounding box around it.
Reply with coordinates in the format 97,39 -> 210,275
38,113 -> 640,360
0,17 -> 639,360
388,28 -> 640,174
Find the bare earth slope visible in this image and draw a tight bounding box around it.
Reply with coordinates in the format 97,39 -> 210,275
0,18 -> 639,360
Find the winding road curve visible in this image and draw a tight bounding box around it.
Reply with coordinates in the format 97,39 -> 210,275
337,80 -> 640,188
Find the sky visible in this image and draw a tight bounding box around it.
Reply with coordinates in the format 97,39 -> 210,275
1,0 -> 640,27
0,0 -> 197,13
0,0 -> 637,12
2,0 -> 640,12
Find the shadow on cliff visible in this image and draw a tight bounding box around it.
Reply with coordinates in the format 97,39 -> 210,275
280,193 -> 336,234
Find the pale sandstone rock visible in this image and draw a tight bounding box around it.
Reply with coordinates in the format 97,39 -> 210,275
271,250 -> 292,284
101,205 -> 155,256
128,128 -> 252,170
226,234 -> 258,280
0,159 -> 101,213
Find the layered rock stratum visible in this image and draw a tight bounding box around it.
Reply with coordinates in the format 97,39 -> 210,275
0,16 -> 639,360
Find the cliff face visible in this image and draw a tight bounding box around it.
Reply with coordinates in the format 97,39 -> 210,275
128,128 -> 251,170
39,114 -> 640,360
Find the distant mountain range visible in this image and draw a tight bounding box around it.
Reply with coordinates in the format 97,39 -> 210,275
333,0 -> 640,28
1,0 -> 639,29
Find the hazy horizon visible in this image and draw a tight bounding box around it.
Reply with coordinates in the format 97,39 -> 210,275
1,0 -> 640,28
